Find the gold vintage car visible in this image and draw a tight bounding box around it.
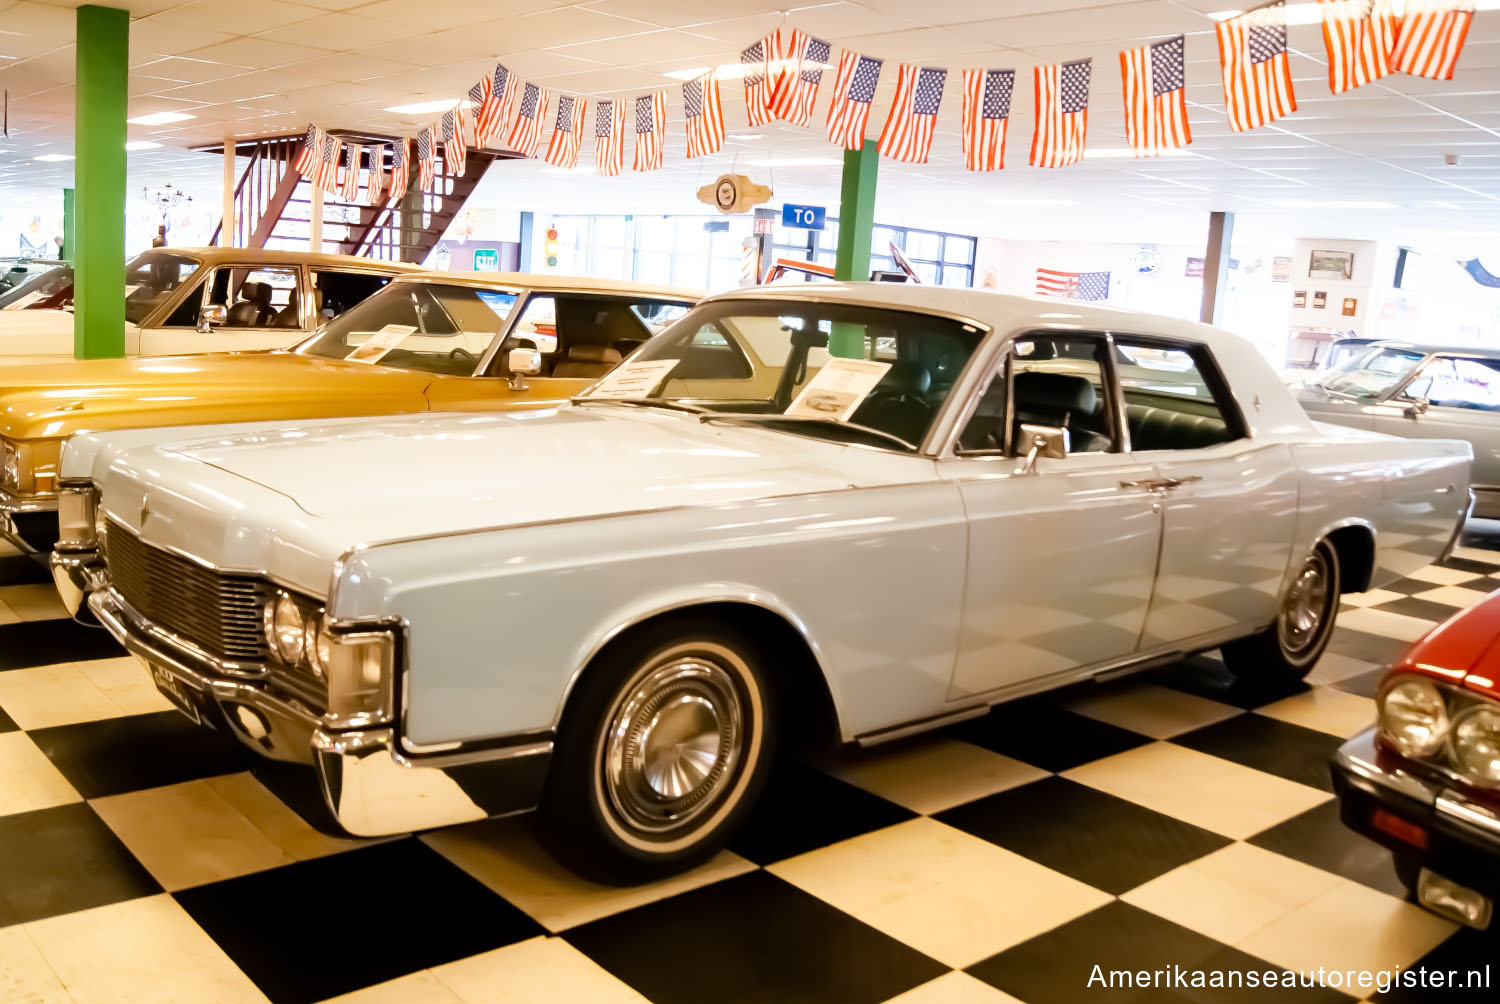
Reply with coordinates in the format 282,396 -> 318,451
1,272 -> 700,554
0,247 -> 425,364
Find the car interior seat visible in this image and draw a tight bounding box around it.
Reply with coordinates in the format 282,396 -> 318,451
1011,371 -> 1112,453
551,344 -> 622,378
850,362 -> 933,445
225,282 -> 269,326
1125,402 -> 1230,450
273,289 -> 301,327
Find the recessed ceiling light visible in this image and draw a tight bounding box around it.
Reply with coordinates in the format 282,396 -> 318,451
743,157 -> 842,167
126,111 -> 195,125
383,99 -> 466,115
989,198 -> 1081,206
34,153 -> 74,162
124,141 -> 161,151
1266,199 -> 1398,209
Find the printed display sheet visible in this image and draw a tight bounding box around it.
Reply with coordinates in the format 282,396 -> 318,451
785,358 -> 892,421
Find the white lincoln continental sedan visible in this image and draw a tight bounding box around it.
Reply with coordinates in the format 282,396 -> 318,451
55,284 -> 1473,881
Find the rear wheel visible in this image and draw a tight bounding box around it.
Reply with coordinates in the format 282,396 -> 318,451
538,617 -> 776,883
1222,539 -> 1340,684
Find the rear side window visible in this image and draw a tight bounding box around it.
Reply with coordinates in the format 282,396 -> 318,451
1404,356 -> 1500,412
1115,339 -> 1242,451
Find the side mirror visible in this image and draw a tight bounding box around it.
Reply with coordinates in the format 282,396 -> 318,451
197,303 -> 227,333
506,346 -> 542,390
1403,397 -> 1429,419
1018,423 -> 1069,474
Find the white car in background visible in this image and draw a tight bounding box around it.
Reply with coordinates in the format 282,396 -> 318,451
65,284 -> 1473,882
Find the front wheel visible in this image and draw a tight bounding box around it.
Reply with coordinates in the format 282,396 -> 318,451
538,618 -> 777,883
1222,539 -> 1341,684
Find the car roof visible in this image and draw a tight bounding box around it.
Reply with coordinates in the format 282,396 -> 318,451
1363,339 -> 1500,358
152,247 -> 426,272
707,281 -> 1245,348
391,271 -> 704,301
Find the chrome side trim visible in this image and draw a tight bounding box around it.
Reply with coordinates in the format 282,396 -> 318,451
1439,490 -> 1476,563
0,485 -> 57,515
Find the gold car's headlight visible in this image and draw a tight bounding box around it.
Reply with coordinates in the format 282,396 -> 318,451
0,437 -> 62,497
0,438 -> 19,492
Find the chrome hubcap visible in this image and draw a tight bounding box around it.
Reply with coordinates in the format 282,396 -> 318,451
1279,550 -> 1331,655
603,656 -> 743,835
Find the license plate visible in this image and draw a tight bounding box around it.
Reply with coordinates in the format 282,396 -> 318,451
149,663 -> 204,726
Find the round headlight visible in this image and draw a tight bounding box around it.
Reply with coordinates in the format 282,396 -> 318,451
1450,705 -> 1500,788
307,617 -> 333,679
269,593 -> 306,665
1379,677 -> 1449,758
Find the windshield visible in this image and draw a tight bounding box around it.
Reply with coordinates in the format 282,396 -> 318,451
584,299 -> 985,450
1317,345 -> 1426,399
122,251 -> 200,324
0,265 -> 73,309
298,281 -> 521,375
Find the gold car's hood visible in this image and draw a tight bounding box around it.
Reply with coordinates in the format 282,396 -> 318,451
0,352 -> 438,440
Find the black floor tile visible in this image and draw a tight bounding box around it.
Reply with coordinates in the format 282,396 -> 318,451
0,802 -> 160,928
1436,556 -> 1500,575
1334,667 -> 1388,699
1373,926 -> 1500,1001
0,704 -> 16,733
28,710 -> 257,799
0,554 -> 49,586
175,838 -> 541,1004
967,900 -> 1348,1004
1248,801 -> 1408,898
1324,627 -> 1411,667
944,699 -> 1150,772
936,776 -> 1230,895
1371,596 -> 1463,622
1172,715 -> 1343,793
0,618 -> 125,670
566,870 -> 946,1004
728,759 -> 914,865
1378,577 -> 1446,597
249,760 -> 347,837
1147,654 -> 1310,711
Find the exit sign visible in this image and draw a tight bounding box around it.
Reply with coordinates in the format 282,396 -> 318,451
473,249 -> 499,271
782,204 -> 826,230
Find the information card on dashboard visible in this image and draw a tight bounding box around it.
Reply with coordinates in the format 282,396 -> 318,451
585,359 -> 680,399
345,324 -> 417,364
785,358 -> 891,422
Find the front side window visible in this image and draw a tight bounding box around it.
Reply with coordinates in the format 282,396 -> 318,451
958,334 -> 1117,455
1317,345 -> 1426,399
1115,339 -> 1242,451
586,300 -> 985,451
485,294 -> 696,378
1404,356 -> 1500,412
123,251 -> 199,324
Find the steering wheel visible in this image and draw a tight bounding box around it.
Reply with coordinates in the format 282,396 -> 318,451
449,347 -> 476,366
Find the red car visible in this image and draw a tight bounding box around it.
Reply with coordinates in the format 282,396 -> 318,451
1334,589 -> 1500,930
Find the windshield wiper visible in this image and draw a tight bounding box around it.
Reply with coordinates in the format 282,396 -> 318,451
698,413 -> 918,452
570,396 -> 706,414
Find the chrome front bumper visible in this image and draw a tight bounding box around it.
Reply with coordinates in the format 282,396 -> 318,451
50,546 -> 105,620
89,587 -> 553,838
0,486 -> 59,555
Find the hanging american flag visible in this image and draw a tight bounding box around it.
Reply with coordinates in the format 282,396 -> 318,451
477,63 -> 518,145
741,33 -> 782,127
1391,0 -> 1474,80
508,83 -> 550,159
441,107 -> 467,175
387,139 -> 411,201
1217,2 -> 1297,132
961,69 -> 1013,172
633,90 -> 667,172
416,126 -> 436,192
544,95 -> 587,169
772,30 -> 830,127
1121,35 -> 1191,157
826,51 -> 883,149
684,72 -> 725,158
466,75 -> 492,146
367,143 -> 387,204
339,144 -> 361,202
318,131 -> 343,194
1031,58 -> 1091,168
595,99 -> 626,176
1037,269 -> 1110,301
877,65 -> 947,164
1320,0 -> 1394,94
293,123 -> 320,179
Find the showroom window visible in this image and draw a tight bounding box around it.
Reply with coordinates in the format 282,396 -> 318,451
552,215 -> 752,290
773,220 -> 976,286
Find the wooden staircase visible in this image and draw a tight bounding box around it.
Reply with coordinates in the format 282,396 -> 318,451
203,133 -> 514,263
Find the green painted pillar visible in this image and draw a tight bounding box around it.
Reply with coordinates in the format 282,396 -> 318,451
74,5 -> 129,360
831,139 -> 878,358
61,188 -> 74,260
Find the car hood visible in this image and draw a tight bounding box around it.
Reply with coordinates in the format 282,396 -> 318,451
0,352 -> 436,439
100,406 -> 927,595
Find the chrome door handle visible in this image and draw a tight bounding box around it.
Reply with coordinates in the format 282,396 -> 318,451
1119,475 -> 1203,493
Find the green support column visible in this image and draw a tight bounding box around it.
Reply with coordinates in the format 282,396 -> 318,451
831,139 -> 878,358
74,5 -> 129,359
61,188 -> 75,260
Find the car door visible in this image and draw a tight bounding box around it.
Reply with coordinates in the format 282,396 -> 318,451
1373,353 -> 1500,498
939,331 -> 1164,701
1112,336 -> 1298,649
137,264 -> 307,356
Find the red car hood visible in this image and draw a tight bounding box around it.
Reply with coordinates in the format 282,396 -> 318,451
1395,590 -> 1500,700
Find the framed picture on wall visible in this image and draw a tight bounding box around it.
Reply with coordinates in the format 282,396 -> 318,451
1309,249 -> 1354,280
1313,291 -> 1328,309
1293,290 -> 1307,308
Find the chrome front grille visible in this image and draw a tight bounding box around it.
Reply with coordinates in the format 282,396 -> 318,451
105,520 -> 272,663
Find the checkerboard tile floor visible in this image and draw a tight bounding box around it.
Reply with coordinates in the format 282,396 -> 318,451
2,527 -> 1498,1004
